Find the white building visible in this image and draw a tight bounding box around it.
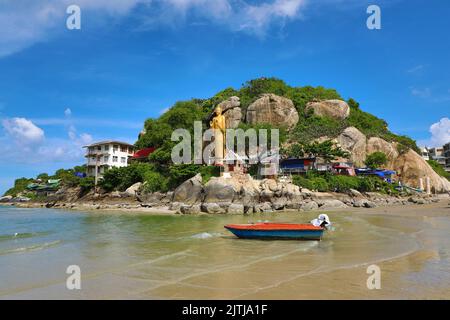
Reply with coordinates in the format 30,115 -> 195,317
420,147 -> 430,161
84,141 -> 135,180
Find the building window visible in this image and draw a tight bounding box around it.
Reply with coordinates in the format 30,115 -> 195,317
113,156 -> 118,162
97,146 -> 101,151
104,145 -> 109,151
113,145 -> 118,152
121,146 -> 127,152
121,157 -> 126,164
104,156 -> 109,162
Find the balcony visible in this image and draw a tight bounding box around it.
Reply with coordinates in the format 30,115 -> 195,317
85,150 -> 108,157
87,159 -> 110,166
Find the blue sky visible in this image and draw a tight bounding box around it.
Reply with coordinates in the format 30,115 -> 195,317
0,0 -> 449,194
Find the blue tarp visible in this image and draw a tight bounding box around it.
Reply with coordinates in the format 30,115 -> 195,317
356,169 -> 396,178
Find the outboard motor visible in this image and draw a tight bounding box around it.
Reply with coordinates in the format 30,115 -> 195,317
311,214 -> 331,229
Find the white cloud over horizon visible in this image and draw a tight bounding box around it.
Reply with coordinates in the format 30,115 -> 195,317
0,0 -> 307,58
0,109 -> 95,164
2,118 -> 45,145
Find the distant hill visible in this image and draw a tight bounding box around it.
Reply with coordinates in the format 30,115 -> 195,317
136,77 -> 419,153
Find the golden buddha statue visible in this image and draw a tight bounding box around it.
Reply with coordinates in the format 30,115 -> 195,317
210,106 -> 226,165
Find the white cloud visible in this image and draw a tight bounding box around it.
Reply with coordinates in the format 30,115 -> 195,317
64,108 -> 72,117
0,0 -> 148,58
62,108 -> 94,147
428,117 -> 450,147
407,64 -> 424,74
237,0 -> 306,35
0,0 -> 308,58
419,117 -> 450,148
411,87 -> 431,98
2,117 -> 45,144
0,113 -> 93,164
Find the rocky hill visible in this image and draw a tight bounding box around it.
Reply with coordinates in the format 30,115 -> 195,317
136,77 -> 450,193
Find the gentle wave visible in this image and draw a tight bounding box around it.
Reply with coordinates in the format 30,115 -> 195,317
0,232 -> 50,242
0,240 -> 61,255
190,232 -> 223,239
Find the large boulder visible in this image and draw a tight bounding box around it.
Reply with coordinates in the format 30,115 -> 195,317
12,196 -> 31,203
393,149 -> 450,193
301,201 -> 319,211
305,99 -> 350,120
214,96 -> 242,129
246,94 -> 299,129
336,127 -> 367,167
217,96 -> 241,113
180,204 -> 201,214
172,174 -> 203,204
0,195 -> 13,202
124,182 -> 142,197
254,202 -> 273,213
237,179 -> 261,207
203,177 -> 238,203
201,203 -> 226,214
224,107 -> 242,129
227,203 -> 245,215
366,137 -> 399,167
317,199 -> 348,209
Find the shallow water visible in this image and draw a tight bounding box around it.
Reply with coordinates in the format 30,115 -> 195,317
0,203 -> 449,299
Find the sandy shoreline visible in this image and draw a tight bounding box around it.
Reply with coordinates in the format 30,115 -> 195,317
3,193 -> 449,216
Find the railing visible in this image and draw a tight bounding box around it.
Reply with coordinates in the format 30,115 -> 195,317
85,151 -> 108,156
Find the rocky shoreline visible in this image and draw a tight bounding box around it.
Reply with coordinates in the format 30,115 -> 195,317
2,173 -> 448,215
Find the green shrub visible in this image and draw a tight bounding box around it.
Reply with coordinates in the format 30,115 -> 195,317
199,166 -> 220,183
427,160 -> 450,180
292,175 -> 313,190
327,175 -> 360,192
4,178 -> 34,197
292,172 -> 397,194
167,164 -> 202,190
143,171 -> 168,193
365,152 -> 388,169
53,168 -> 80,187
79,177 -> 95,192
293,116 -> 346,143
309,177 -> 330,192
293,175 -> 329,192
347,107 -> 389,138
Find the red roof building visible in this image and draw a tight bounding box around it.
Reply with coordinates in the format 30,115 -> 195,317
131,147 -> 156,161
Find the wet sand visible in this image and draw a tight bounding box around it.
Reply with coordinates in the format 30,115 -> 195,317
0,201 -> 449,299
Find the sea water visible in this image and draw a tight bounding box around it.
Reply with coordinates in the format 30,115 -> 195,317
0,204 -> 449,299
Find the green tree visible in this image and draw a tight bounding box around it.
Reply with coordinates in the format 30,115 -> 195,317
284,140 -> 349,162
4,177 -> 33,197
427,160 -> 450,180
36,173 -> 49,181
365,152 -> 388,169
143,171 -> 168,193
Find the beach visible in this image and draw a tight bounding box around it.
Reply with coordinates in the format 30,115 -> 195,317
0,200 -> 449,299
